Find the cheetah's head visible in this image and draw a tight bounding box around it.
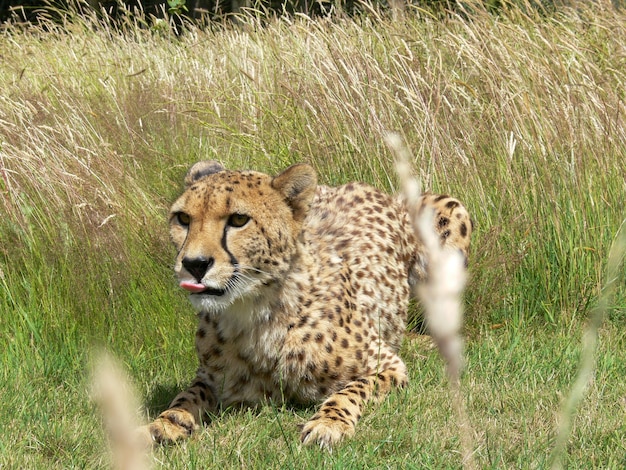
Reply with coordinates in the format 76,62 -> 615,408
169,161 -> 317,313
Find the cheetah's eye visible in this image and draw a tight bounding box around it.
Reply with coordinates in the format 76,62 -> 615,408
227,213 -> 250,228
176,212 -> 191,226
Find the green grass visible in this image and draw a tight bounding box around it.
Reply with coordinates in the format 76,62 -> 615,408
1,2 -> 625,468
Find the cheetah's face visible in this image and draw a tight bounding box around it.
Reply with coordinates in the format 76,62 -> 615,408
169,161 -> 317,313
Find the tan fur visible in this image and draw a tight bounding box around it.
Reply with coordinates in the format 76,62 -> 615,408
136,161 -> 472,449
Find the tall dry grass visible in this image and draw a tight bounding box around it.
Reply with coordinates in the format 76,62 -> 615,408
3,6 -> 624,329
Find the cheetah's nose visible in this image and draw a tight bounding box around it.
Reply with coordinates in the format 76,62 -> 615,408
182,256 -> 215,282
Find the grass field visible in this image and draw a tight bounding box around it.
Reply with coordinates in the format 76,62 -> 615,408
1,2 -> 625,468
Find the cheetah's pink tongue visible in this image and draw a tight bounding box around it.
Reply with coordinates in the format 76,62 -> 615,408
180,281 -> 207,293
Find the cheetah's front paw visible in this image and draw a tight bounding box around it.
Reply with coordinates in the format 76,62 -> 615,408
300,416 -> 355,449
136,408 -> 197,446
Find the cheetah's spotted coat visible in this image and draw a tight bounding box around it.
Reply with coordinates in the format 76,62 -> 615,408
137,161 -> 472,448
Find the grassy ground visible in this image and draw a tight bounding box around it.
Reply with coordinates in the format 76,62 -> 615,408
1,2 -> 625,468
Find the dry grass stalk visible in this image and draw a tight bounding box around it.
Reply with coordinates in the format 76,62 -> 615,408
91,351 -> 151,470
387,132 -> 476,469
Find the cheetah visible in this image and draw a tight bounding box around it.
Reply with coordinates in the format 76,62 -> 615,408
136,160 -> 472,448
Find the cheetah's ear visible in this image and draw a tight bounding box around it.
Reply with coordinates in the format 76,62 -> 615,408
272,164 -> 317,222
184,161 -> 225,187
